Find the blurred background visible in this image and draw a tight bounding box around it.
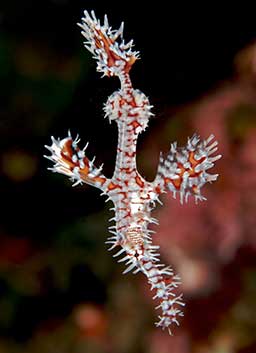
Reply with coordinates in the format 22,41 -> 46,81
0,1 -> 256,352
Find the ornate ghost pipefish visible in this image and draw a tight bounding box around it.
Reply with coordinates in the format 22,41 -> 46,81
45,10 -> 221,334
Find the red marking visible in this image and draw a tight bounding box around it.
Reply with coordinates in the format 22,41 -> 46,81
177,163 -> 186,175
117,225 -> 127,231
119,167 -> 135,174
155,185 -> 162,194
163,151 -> 206,191
192,185 -> 199,193
60,139 -> 74,165
125,151 -> 136,157
129,120 -> 141,129
107,182 -> 121,191
62,138 -> 73,154
93,29 -> 137,74
124,210 -> 131,218
188,151 -> 205,167
171,178 -> 182,190
164,177 -> 181,190
93,176 -> 107,185
128,96 -> 140,108
189,170 -> 202,178
116,191 -> 128,200
116,207 -> 132,219
119,98 -> 126,107
187,151 -> 205,177
163,177 -> 171,184
94,29 -> 120,68
135,175 -> 144,187
128,112 -> 139,118
59,139 -> 106,186
124,56 -> 137,73
79,157 -> 90,176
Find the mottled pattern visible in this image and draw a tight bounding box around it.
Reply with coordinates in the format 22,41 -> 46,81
44,10 -> 221,334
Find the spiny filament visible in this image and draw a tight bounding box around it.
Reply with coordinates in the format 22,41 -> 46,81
45,10 -> 221,334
